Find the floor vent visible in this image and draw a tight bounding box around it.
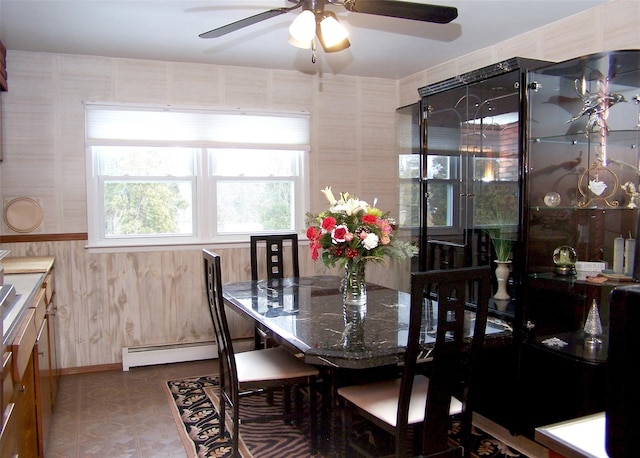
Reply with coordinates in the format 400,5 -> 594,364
122,341 -> 217,371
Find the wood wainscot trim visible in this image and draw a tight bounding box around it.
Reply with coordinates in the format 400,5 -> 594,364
0,233 -> 88,243
59,363 -> 122,375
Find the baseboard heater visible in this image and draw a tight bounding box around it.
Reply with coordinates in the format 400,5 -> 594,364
121,339 -> 254,371
122,341 -> 217,371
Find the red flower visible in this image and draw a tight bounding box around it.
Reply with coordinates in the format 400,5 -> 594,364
332,225 -> 348,242
311,243 -> 320,261
362,214 -> 377,224
306,226 -> 320,240
321,217 -> 337,232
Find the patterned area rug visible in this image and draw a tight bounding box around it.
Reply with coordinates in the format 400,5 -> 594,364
164,375 -> 528,458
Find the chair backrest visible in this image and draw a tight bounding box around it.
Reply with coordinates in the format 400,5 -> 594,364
203,249 -> 239,405
250,233 -> 300,281
427,239 -> 468,270
401,266 -> 491,457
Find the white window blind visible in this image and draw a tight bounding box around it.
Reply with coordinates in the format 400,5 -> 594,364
85,103 -> 311,149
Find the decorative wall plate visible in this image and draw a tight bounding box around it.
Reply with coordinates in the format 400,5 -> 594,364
3,197 -> 43,233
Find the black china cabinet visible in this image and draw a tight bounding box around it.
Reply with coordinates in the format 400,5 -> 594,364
520,50 -> 640,438
397,51 -> 640,440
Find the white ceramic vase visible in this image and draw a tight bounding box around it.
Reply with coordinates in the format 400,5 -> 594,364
494,260 -> 511,300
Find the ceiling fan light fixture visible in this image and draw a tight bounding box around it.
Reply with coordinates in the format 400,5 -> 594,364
317,11 -> 350,53
289,9 -> 316,45
288,35 -> 312,49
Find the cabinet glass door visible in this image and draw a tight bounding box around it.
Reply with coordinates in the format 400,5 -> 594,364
526,51 -> 640,275
423,71 -> 522,268
396,102 -> 421,286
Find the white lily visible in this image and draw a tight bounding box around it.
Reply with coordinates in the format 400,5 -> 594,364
321,186 -> 337,205
333,197 -> 369,216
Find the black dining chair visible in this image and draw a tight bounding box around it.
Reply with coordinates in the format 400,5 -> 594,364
427,239 -> 468,270
250,233 -> 300,281
337,265 -> 491,458
250,233 -> 300,349
203,249 -> 319,456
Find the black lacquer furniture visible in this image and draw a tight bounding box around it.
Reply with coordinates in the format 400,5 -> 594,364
337,266 -> 491,458
250,233 -> 300,349
222,275 -> 511,370
222,272 -> 510,455
203,249 -> 319,456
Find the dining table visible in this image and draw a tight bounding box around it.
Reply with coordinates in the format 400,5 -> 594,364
222,275 -> 513,455
222,275 -> 513,369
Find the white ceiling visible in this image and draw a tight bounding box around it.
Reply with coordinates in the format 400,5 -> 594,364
0,0 -> 607,80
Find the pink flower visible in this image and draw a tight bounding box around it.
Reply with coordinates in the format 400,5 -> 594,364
378,220 -> 392,235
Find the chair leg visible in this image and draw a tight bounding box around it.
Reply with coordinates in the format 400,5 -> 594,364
232,404 -> 240,458
219,386 -> 227,437
294,385 -> 303,428
309,377 -> 318,453
283,386 -> 292,424
341,400 -> 352,457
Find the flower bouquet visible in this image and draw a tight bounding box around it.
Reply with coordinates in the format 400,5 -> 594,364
306,187 -> 417,306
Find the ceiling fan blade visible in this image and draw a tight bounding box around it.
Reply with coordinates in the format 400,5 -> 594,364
343,0 -> 458,24
200,3 -> 302,39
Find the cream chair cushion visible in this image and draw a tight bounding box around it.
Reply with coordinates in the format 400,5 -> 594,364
236,347 -> 319,383
337,374 -> 463,427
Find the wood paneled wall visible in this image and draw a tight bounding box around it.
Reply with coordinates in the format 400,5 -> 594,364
1,238 -> 406,369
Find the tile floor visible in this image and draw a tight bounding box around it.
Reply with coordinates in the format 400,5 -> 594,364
45,359 -> 548,458
45,360 -> 215,458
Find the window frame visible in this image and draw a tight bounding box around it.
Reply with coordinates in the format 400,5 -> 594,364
85,103 -> 310,249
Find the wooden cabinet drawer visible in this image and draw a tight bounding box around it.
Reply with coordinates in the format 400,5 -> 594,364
10,308 -> 36,382
32,288 -> 47,331
2,352 -> 12,413
43,273 -> 54,305
0,403 -> 19,458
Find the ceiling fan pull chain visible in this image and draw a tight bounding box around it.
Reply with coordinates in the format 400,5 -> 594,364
312,39 -> 317,63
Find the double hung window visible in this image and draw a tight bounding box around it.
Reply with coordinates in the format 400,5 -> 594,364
86,104 -> 310,248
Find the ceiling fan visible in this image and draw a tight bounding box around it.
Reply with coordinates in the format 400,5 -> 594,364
200,0 -> 458,58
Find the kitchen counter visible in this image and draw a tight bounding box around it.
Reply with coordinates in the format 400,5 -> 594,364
0,256 -> 54,345
2,256 -> 54,274
1,273 -> 47,345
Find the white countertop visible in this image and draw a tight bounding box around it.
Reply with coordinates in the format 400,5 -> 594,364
1,272 -> 47,345
535,412 -> 608,458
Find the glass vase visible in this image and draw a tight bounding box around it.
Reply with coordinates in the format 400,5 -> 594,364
342,260 -> 367,308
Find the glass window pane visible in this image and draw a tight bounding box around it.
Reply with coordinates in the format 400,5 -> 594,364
216,180 -> 294,233
97,146 -> 195,176
427,183 -> 453,227
473,182 -> 519,227
399,154 -> 420,179
103,180 -> 193,236
399,181 -> 420,227
473,157 -> 519,182
426,155 -> 451,180
211,149 -> 299,177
